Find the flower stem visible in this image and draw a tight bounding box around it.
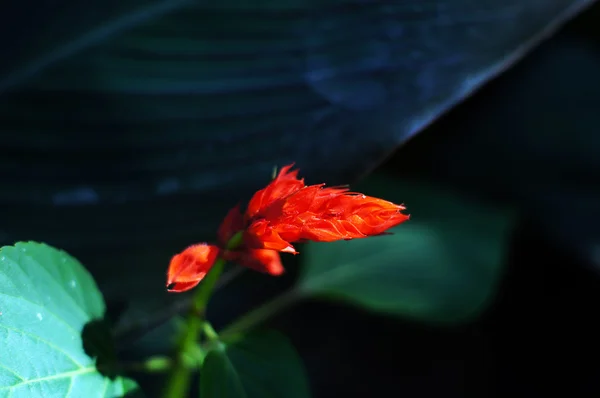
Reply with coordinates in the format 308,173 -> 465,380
130,356 -> 173,373
161,258 -> 226,398
219,287 -> 303,342
98,356 -> 173,375
162,232 -> 243,398
202,322 -> 220,342
113,266 -> 246,350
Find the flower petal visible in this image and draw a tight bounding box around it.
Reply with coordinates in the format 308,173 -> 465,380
246,219 -> 298,253
166,280 -> 202,293
224,249 -> 285,276
261,189 -> 409,244
166,243 -> 220,293
217,204 -> 245,245
246,164 -> 304,220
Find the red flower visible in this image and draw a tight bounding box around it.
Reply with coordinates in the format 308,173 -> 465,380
217,205 -> 284,277
166,243 -> 220,293
166,208 -> 284,293
166,163 -> 409,292
242,165 -> 409,254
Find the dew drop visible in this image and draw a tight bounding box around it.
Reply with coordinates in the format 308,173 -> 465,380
36,313 -> 43,321
21,247 -> 26,252
69,280 -> 77,288
0,256 -> 4,261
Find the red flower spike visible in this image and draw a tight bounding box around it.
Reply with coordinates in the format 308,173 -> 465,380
242,165 -> 409,253
166,243 -> 220,293
166,163 -> 408,291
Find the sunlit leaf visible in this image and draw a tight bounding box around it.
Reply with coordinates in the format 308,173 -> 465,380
0,242 -> 142,397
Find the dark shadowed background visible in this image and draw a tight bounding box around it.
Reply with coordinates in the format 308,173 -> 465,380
2,1 -> 600,396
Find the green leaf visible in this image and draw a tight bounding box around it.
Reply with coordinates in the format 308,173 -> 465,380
200,331 -> 310,398
298,177 -> 516,324
0,241 -> 142,397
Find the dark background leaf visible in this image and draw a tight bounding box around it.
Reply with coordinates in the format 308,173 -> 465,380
386,31 -> 600,271
200,331 -> 310,398
0,0 -> 593,247
300,178 -> 514,324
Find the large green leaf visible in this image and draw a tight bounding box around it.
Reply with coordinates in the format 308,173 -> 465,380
200,331 -> 310,398
0,242 -> 142,397
298,177 -> 515,324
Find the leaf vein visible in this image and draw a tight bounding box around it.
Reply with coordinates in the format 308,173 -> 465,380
0,366 -> 96,391
0,363 -> 25,381
13,251 -> 89,321
0,324 -> 85,369
0,292 -> 81,336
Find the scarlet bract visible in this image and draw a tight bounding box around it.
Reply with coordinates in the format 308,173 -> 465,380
166,164 -> 409,292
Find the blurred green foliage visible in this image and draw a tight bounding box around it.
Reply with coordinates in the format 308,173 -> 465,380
301,175 -> 515,323
201,331 -> 310,398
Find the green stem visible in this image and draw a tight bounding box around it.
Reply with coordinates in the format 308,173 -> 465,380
100,356 -> 173,375
130,356 -> 173,373
162,258 -> 226,398
139,356 -> 173,373
113,266 -> 246,350
162,232 -> 243,398
202,322 -> 220,342
219,288 -> 303,342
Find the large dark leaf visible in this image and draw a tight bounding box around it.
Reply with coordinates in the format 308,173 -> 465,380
200,331 -> 310,398
298,176 -> 515,324
0,1 -> 594,299
390,32 -> 600,270
1,1 -> 595,209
